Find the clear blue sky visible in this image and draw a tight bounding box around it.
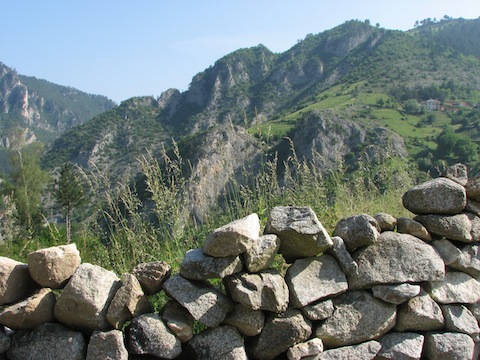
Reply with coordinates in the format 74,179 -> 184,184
1,1 -> 479,103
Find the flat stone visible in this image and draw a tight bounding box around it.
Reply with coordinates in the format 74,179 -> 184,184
374,212 -> 397,232
27,243 -> 81,288
128,313 -> 181,359
314,340 -> 381,360
427,271 -> 480,304
223,303 -> 265,336
431,239 -> 462,265
396,217 -> 431,241
372,283 -> 421,305
244,234 -> 280,272
424,332 -> 475,360
442,304 -> 480,341
54,263 -> 121,332
414,213 -> 473,242
402,177 -> 467,215
163,275 -> 233,328
376,332 -> 424,360
285,255 -> 348,308
224,269 -> 289,313
0,288 -> 55,330
333,214 -> 380,252
0,257 -> 36,305
86,330 -> 128,360
251,308 -> 312,360
449,243 -> 480,277
301,299 -> 335,321
395,290 -> 445,332
131,261 -> 171,295
180,248 -> 242,280
203,213 -> 260,257
264,206 -> 332,261
160,300 -> 194,342
287,338 -> 324,360
315,290 -> 396,348
446,163 -> 468,186
327,236 -> 358,276
349,232 -> 445,289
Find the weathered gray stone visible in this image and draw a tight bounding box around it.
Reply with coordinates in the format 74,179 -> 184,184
450,243 -> 480,277
313,340 -> 381,360
186,325 -> 247,360
0,257 -> 36,306
106,273 -> 152,330
301,299 -> 335,321
446,163 -> 468,186
163,275 -> 233,328
372,283 -> 421,305
333,214 -> 380,252
0,288 -> 55,330
285,255 -> 348,308
287,338 -> 323,360
0,331 -> 10,353
327,236 -> 358,275
27,243 -> 81,289
396,217 -> 432,241
6,323 -> 85,360
395,290 -> 445,332
54,263 -> 121,332
442,304 -> 480,341
428,271 -> 480,304
264,206 -> 333,261
374,212 -> 397,232
468,301 -> 480,325
251,308 -> 312,360
376,332 -> 424,360
431,239 -> 462,265
414,213 -> 473,242
466,173 -> 480,201
349,232 -> 445,289
204,213 -> 260,257
315,290 -> 396,348
128,313 -> 181,359
86,330 -> 128,360
224,269 -> 289,313
244,234 -> 280,272
131,261 -> 171,295
223,303 -> 265,336
402,177 -> 467,215
180,248 -> 243,280
424,332 -> 475,360
160,300 -> 194,342
466,199 -> 480,216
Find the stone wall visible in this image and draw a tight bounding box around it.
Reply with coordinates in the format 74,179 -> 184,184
1,163 -> 480,359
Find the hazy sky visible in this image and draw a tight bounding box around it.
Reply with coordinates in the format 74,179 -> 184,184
1,1 -> 479,103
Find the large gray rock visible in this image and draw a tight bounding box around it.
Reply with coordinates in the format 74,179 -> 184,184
163,275 -> 233,328
86,330 -> 128,360
313,340 -> 381,360
160,300 -> 194,342
395,290 -> 445,332
287,338 -> 324,360
0,257 -> 36,305
244,234 -> 280,272
466,173 -> 480,201
180,248 -> 242,280
203,213 -> 260,257
376,332 -> 424,360
106,273 -> 152,330
372,283 -> 421,305
223,303 -> 265,336
6,323 -> 86,360
315,290 -> 396,348
128,313 -> 181,359
0,288 -> 55,330
333,214 -> 380,252
54,263 -> 121,332
301,299 -> 335,321
374,212 -> 397,232
442,304 -> 480,341
402,177 -> 467,215
285,255 -> 348,308
449,243 -> 480,277
431,239 -> 462,265
27,243 -> 81,288
251,308 -> 312,360
131,261 -> 171,295
424,332 -> 475,360
186,325 -> 247,360
396,217 -> 431,241
224,269 -> 289,313
349,232 -> 445,289
264,206 -> 332,261
446,163 -> 468,186
414,213 -> 474,242
427,271 -> 480,304
327,236 -> 358,276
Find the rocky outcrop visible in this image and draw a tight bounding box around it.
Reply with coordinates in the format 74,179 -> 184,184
3,164 -> 480,359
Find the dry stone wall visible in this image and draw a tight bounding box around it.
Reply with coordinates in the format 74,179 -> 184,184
2,163 -> 480,359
